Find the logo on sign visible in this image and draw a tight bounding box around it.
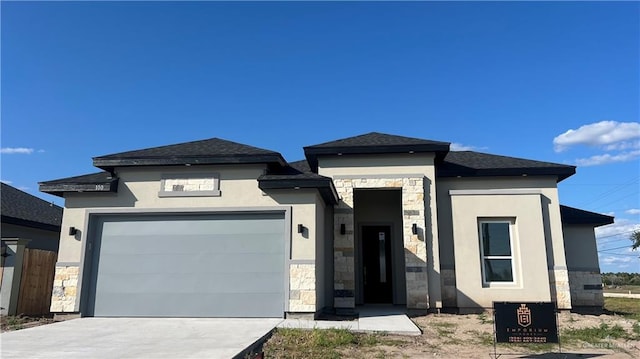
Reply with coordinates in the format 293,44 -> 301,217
517,304 -> 532,327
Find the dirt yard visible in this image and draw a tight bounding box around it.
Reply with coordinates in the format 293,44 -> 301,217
338,313 -> 640,359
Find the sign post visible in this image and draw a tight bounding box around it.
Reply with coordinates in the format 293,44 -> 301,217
492,302 -> 560,358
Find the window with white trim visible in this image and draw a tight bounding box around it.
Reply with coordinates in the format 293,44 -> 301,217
478,219 -> 515,284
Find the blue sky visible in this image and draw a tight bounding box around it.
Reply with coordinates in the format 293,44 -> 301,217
1,1 -> 638,272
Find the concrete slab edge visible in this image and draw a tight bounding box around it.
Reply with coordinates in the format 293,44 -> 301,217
232,324 -> 281,359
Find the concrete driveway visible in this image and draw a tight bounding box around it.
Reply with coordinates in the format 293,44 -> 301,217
1,317 -> 283,359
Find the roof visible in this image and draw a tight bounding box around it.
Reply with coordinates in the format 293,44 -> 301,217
93,137 -> 286,170
258,160 -> 339,205
1,182 -> 63,231
40,172 -> 119,197
304,132 -> 450,171
560,205 -> 614,227
437,151 -> 576,182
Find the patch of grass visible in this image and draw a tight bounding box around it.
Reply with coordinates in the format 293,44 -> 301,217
604,297 -> 640,320
466,329 -> 494,346
431,321 -> 457,337
563,323 -> 630,345
477,312 -> 493,324
263,328 -> 403,359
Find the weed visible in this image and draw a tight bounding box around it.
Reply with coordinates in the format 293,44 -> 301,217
477,312 -> 493,324
563,323 -> 630,344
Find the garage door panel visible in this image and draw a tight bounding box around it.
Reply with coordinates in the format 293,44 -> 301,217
96,271 -> 285,294
99,234 -> 284,255
89,213 -> 286,318
95,293 -> 284,318
97,253 -> 283,275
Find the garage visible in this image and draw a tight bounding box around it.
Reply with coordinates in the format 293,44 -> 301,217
84,212 -> 286,318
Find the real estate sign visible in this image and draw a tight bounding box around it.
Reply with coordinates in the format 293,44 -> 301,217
494,302 -> 559,344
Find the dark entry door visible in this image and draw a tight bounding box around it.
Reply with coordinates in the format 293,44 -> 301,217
362,225 -> 392,303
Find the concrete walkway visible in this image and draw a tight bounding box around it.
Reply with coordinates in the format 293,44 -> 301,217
278,306 -> 422,336
603,292 -> 640,299
1,317 -> 282,359
1,308 -> 420,358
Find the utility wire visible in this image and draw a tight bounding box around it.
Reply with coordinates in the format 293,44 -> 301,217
598,245 -> 634,252
578,177 -> 639,207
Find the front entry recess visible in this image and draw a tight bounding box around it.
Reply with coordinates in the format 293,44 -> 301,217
362,225 -> 392,303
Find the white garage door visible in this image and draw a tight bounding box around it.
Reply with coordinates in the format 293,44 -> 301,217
86,212 -> 286,318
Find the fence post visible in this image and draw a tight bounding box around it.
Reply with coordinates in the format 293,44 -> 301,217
0,238 -> 30,315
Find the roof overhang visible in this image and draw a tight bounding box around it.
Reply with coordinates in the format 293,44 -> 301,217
304,144 -> 450,172
40,177 -> 119,197
258,177 -> 339,205
437,166 -> 576,182
1,215 -> 61,232
560,205 -> 614,227
93,154 -> 287,171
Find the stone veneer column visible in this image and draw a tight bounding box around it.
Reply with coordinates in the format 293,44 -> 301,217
50,265 -> 79,312
401,178 -> 429,309
288,264 -> 316,312
549,268 -> 572,310
332,177 -> 428,310
333,178 -> 356,309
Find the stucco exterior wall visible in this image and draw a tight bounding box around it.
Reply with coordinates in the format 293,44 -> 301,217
53,164 -> 323,314
1,223 -> 60,253
436,177 -> 571,309
563,224 -> 604,307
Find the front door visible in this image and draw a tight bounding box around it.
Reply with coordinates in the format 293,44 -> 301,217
362,225 -> 392,303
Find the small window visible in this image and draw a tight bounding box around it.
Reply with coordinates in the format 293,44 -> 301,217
159,173 -> 220,197
479,220 -> 515,284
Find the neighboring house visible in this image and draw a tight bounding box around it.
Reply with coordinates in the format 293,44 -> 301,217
1,182 -> 62,252
1,183 -> 62,315
39,132 -> 612,317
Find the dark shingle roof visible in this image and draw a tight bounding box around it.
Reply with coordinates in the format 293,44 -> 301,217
437,151 -> 576,182
93,138 -> 286,170
304,132 -> 450,171
258,160 -> 339,205
560,205 -> 614,227
39,172 -> 119,197
1,182 -> 62,231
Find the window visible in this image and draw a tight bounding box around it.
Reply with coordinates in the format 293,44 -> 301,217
479,220 -> 515,284
158,173 -> 220,197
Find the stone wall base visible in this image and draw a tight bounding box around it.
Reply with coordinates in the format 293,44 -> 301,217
51,266 -> 79,313
568,271 -> 604,308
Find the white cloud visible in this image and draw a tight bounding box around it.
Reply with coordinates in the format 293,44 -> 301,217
575,150 -> 640,166
1,147 -> 34,154
600,256 -> 634,265
553,121 -> 640,152
626,209 -> 640,215
450,143 -> 486,151
1,179 -> 12,184
596,218 -> 640,239
604,140 -> 640,151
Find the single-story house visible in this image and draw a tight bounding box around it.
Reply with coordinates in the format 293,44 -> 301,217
39,132 -> 613,317
1,182 -> 62,253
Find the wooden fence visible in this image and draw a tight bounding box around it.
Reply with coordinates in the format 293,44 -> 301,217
16,248 -> 57,315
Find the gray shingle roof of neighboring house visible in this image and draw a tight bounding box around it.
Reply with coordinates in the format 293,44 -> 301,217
39,172 -> 118,197
437,151 -> 576,181
1,182 -> 63,231
93,138 -> 286,170
560,205 -> 614,227
304,132 -> 451,171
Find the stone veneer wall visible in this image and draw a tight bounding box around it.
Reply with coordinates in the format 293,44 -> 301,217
51,265 -> 79,312
333,177 -> 428,309
569,271 -> 604,307
289,263 -> 316,312
440,268 -> 457,307
549,269 -> 572,310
